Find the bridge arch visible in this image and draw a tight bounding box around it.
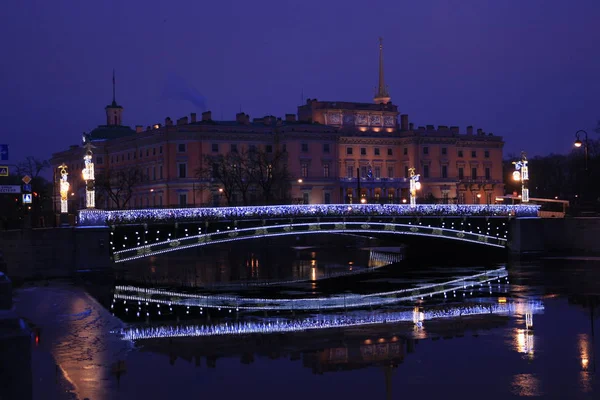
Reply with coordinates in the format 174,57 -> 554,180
113,221 -> 507,263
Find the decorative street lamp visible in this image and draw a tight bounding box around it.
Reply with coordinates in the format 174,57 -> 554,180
574,130 -> 589,172
512,151 -> 529,203
58,164 -> 69,214
82,134 -> 96,208
409,167 -> 421,207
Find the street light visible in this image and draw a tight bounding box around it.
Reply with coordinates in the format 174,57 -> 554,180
574,130 -> 589,172
512,152 -> 529,203
409,167 -> 421,208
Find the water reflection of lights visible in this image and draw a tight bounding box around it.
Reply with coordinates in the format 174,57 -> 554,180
515,329 -> 534,356
114,301 -> 544,341
579,334 -> 591,371
113,268 -> 509,312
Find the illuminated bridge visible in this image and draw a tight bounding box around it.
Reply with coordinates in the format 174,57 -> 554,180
77,204 -> 540,263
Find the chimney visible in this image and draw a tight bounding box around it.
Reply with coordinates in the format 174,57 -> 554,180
438,125 -> 448,131
202,111 -> 212,121
450,126 -> 459,134
135,125 -> 143,133
236,112 -> 246,124
467,126 -> 473,135
477,128 -> 483,135
177,117 -> 188,125
263,116 -> 273,125
400,114 -> 409,130
285,114 -> 296,122
409,122 -> 414,130
190,113 -> 197,123
426,125 -> 434,131
165,117 -> 173,126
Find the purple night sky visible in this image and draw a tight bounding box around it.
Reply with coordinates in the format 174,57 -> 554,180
2,0 -> 600,164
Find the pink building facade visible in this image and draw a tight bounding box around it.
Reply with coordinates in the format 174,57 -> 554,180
50,42 -> 504,210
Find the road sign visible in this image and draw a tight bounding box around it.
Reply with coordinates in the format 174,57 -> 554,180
22,175 -> 31,184
0,166 -> 8,177
22,193 -> 32,204
0,185 -> 20,194
0,145 -> 7,161
22,183 -> 32,192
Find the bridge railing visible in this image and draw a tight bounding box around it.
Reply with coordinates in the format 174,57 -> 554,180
78,204 -> 541,227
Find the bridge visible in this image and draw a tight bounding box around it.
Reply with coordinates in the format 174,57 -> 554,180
77,204 -> 540,263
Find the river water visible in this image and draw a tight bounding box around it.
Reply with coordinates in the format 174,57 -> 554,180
11,237 -> 600,400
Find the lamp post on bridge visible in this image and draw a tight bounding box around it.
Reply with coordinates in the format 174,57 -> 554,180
82,134 -> 96,209
409,167 -> 421,208
574,130 -> 589,172
512,152 -> 529,203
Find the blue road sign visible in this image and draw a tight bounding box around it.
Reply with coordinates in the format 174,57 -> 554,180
22,183 -> 32,192
0,145 -> 7,161
22,193 -> 32,204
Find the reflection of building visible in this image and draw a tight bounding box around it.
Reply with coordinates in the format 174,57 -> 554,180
50,41 -> 504,209
303,337 -> 405,374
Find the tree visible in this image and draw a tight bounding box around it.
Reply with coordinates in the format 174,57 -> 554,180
248,149 -> 290,204
96,167 -> 144,209
15,156 -> 50,179
197,154 -> 239,206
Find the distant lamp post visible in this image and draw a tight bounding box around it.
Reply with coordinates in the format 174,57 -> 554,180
512,152 -> 529,203
360,197 -> 367,204
58,164 -> 69,214
574,130 -> 589,172
409,167 -> 421,207
82,134 -> 96,208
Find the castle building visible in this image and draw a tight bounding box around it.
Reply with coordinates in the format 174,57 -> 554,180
50,40 -> 504,210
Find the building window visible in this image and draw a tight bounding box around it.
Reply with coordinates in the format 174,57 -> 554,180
485,167 -> 491,180
458,167 -> 464,180
323,164 -> 330,178
159,146 -> 163,154
423,147 -> 429,155
266,145 -> 273,153
231,144 -> 238,153
471,167 -> 477,180
324,192 -> 331,204
139,150 -> 143,158
404,166 -> 409,178
374,166 -> 381,178
487,193 -> 492,204
403,147 -> 407,156
179,194 -> 187,207
388,148 -> 393,156
388,166 -> 393,178
301,143 -> 308,153
458,150 -> 463,158
212,143 -> 219,153
282,144 -> 287,152
159,196 -> 163,206
96,156 -> 103,164
442,165 -> 448,178
302,192 -> 309,204
347,147 -> 353,155
127,153 -> 130,161
153,148 -> 156,156
347,166 -> 353,178
374,148 -> 380,156
212,163 -> 219,179
249,144 -> 257,153
146,149 -> 149,157
178,143 -> 186,152
146,168 -> 149,182
471,150 -> 477,158
323,143 -> 330,153
423,165 -> 429,178
459,193 -> 465,204
301,163 -> 308,178
442,147 -> 447,156
178,163 -> 187,178
360,148 -> 366,156
152,167 -> 156,181
159,165 -> 163,179
484,150 -> 490,158
360,166 -> 367,178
